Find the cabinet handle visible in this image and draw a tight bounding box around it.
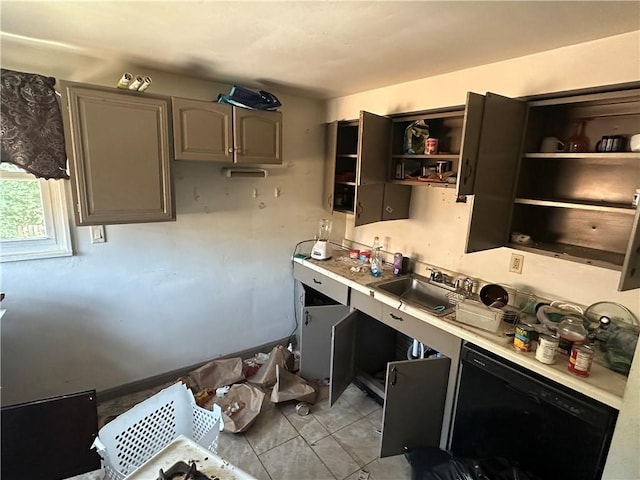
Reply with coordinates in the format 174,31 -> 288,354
462,159 -> 472,182
390,366 -> 398,386
385,205 -> 393,214
236,148 -> 242,154
228,147 -> 234,153
313,278 -> 322,285
389,313 -> 403,321
304,311 -> 310,326
356,202 -> 363,218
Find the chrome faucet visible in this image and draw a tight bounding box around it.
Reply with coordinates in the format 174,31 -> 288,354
455,277 -> 475,295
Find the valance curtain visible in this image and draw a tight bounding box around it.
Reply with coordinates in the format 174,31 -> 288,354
1,68 -> 69,179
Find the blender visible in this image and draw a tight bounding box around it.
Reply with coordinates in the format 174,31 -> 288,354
311,219 -> 332,260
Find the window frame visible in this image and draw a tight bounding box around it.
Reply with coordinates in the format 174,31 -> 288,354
0,167 -> 73,262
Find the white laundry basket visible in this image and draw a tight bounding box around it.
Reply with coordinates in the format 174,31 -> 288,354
92,382 -> 223,480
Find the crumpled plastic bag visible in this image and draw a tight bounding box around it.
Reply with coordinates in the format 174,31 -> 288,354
270,364 -> 317,404
404,120 -> 430,154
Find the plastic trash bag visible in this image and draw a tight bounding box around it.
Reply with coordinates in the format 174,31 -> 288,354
217,85 -> 281,111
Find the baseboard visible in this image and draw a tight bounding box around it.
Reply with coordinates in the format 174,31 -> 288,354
96,337 -> 290,403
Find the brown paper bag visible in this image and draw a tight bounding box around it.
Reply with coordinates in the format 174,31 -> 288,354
189,357 -> 245,390
270,364 -> 317,404
248,345 -> 292,387
208,383 -> 265,433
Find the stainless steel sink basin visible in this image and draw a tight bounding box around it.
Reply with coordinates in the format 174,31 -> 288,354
370,274 -> 455,316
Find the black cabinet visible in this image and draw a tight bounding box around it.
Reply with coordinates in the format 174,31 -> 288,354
324,111 -> 411,226
464,86 -> 640,291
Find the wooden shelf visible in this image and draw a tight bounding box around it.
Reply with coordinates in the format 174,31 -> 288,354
514,197 -> 637,215
508,241 -> 624,270
390,179 -> 457,188
333,207 -> 354,215
336,153 -> 358,158
335,181 -> 356,186
524,152 -> 640,159
392,154 -> 459,160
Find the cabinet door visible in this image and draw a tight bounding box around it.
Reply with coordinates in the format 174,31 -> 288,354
300,305 -> 349,382
355,183 -> 385,226
465,92 -> 528,253
358,111 -> 391,185
619,209 -> 640,291
172,98 -> 232,162
329,310 -> 359,405
61,82 -> 174,226
456,92 -> 485,196
234,108 -> 282,164
323,121 -> 338,213
380,357 -> 450,457
381,184 -> 412,221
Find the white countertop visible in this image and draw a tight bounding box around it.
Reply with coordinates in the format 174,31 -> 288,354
294,255 -> 629,410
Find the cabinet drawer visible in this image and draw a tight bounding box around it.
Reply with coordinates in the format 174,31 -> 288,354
293,263 -> 349,305
380,305 -> 460,360
350,289 -> 381,320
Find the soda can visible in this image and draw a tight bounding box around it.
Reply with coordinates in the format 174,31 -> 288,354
514,323 -> 537,352
137,76 -> 153,92
128,75 -> 144,90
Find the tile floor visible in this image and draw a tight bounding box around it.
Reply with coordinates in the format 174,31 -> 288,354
72,381 -> 413,480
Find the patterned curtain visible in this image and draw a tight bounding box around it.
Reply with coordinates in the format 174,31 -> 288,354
1,69 -> 69,179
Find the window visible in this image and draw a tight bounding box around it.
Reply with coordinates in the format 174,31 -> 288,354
0,163 -> 72,261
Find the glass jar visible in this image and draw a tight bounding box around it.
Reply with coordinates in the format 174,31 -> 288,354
557,316 -> 588,355
566,120 -> 590,153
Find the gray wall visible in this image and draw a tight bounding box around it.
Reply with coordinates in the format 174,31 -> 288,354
0,61 -> 345,405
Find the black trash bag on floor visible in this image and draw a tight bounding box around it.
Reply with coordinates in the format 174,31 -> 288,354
404,446 -> 541,480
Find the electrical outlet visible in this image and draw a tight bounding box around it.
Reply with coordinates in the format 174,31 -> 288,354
509,253 -> 524,274
90,225 -> 106,244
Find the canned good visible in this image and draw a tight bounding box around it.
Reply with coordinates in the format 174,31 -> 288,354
513,323 -> 538,352
568,344 -> 595,377
426,138 -> 439,154
535,334 -> 559,364
295,402 -> 310,416
435,160 -> 451,174
359,251 -> 371,262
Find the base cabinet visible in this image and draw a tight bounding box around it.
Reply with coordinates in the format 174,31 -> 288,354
296,279 -> 459,457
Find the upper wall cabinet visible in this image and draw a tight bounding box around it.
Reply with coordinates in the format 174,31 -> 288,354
465,86 -> 640,291
172,97 -> 282,164
324,111 -> 411,226
388,92 -> 485,196
60,81 -> 175,226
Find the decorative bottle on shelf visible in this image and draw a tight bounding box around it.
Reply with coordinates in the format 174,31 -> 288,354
370,236 -> 382,277
566,120 -> 589,153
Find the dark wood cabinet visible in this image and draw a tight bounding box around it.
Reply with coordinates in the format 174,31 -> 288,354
465,86 -> 640,291
324,111 -> 411,226
61,81 -> 175,226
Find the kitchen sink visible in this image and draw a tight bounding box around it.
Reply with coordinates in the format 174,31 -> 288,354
369,274 -> 455,316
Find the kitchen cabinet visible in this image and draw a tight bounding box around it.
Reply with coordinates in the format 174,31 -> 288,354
172,97 -> 282,164
60,81 -> 175,226
466,86 -> 640,291
294,265 -> 460,456
323,112 -> 411,226
389,92 -> 485,196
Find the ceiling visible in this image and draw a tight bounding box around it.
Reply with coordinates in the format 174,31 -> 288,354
1,1 -> 639,99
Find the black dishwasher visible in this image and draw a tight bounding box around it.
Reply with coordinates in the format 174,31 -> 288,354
451,343 -> 617,480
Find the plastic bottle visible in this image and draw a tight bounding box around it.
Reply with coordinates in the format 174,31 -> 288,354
370,236 -> 382,277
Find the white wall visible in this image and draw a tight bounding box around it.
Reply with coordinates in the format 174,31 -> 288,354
327,31 -> 640,480
0,61 -> 345,405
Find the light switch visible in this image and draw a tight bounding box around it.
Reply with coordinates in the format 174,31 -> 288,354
90,225 -> 106,244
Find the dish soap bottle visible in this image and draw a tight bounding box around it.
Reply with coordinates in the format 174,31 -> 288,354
370,236 -> 382,277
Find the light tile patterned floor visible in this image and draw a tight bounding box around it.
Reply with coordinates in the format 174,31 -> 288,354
73,382 -> 413,480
